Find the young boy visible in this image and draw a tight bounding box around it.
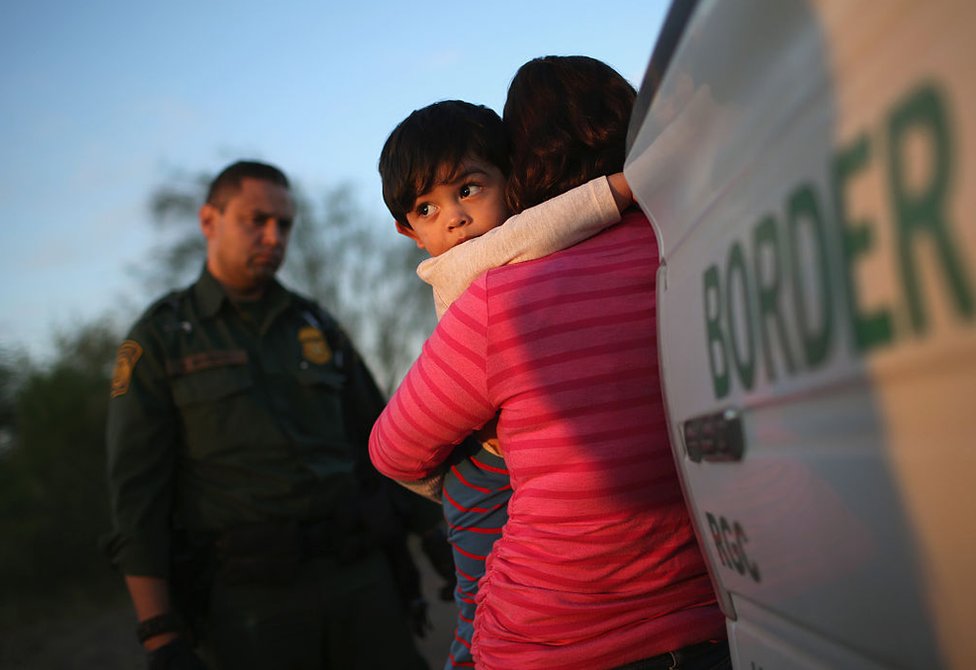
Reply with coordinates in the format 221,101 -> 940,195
377,99 -> 631,669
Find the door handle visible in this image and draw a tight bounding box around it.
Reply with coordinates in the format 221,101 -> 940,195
682,408 -> 744,463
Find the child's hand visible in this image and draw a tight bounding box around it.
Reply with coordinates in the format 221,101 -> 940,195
607,172 -> 634,212
473,416 -> 502,456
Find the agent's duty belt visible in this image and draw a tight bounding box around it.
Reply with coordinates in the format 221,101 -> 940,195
213,517 -> 375,586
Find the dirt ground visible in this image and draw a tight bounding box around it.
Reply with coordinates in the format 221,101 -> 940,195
0,542 -> 457,670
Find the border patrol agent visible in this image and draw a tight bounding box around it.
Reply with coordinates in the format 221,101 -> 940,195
103,160 -> 432,669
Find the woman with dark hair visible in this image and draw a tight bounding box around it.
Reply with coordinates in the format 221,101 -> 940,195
371,56 -> 727,669
504,55 -> 638,212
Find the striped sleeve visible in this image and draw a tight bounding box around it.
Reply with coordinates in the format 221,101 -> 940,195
369,279 -> 496,482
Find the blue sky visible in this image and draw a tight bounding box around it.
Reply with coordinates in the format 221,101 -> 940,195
0,1 -> 667,361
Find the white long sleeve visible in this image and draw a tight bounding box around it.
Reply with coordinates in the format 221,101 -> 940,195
417,176 -> 621,318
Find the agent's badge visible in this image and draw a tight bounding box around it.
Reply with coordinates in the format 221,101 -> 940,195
110,340 -> 144,398
298,326 -> 332,365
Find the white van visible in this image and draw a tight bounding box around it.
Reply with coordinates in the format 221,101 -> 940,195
624,1 -> 976,668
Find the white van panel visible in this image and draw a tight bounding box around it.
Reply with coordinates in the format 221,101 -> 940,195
625,0 -> 976,667
729,597 -> 892,670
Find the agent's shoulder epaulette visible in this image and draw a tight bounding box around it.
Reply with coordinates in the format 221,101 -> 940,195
291,293 -> 340,331
127,288 -> 193,342
142,288 -> 188,319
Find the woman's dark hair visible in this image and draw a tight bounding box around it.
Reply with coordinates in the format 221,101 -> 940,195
503,56 -> 636,212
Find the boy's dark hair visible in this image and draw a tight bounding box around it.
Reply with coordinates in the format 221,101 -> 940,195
379,100 -> 510,227
503,56 -> 636,212
206,160 -> 290,211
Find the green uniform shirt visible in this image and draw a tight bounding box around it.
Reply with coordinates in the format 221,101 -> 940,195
105,269 -> 386,576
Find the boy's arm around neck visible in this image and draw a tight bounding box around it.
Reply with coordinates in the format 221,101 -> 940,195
417,174 -> 628,318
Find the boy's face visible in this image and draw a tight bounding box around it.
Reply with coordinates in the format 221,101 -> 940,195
398,157 -> 509,257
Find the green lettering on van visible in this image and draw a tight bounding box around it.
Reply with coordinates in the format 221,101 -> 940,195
787,183 -> 834,368
698,79 -> 972,401
727,241 -> 757,391
754,214 -> 796,381
887,83 -> 974,332
834,133 -> 894,352
704,264 -> 730,398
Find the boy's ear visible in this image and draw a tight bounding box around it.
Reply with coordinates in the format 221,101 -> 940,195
395,221 -> 426,249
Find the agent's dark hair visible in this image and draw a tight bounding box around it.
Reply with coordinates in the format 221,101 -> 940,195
503,56 -> 636,212
206,160 -> 290,210
379,100 -> 510,227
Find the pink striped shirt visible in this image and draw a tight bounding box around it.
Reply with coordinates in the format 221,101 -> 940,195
370,210 -> 724,669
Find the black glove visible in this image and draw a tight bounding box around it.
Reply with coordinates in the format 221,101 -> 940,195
407,596 -> 432,638
147,637 -> 208,670
420,525 -> 457,602
438,578 -> 457,603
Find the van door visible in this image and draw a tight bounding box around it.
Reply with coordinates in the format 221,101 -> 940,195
625,1 -> 976,667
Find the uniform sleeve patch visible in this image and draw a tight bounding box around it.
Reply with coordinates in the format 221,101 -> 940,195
111,340 -> 144,398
